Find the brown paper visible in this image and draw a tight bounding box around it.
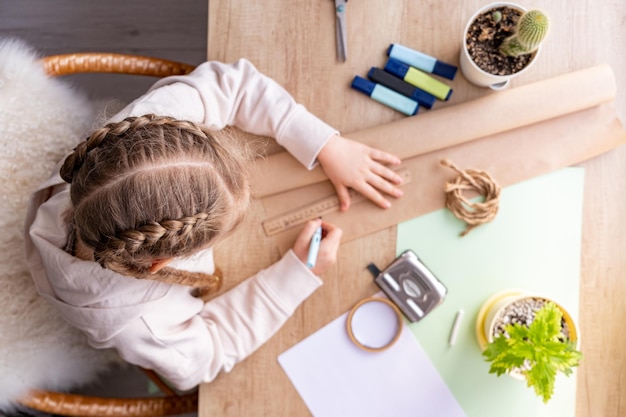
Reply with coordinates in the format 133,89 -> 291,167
255,65 -> 626,252
266,103 -> 624,250
253,64 -> 619,198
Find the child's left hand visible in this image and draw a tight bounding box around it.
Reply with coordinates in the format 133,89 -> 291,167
317,134 -> 404,211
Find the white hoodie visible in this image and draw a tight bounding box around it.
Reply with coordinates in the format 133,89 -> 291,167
24,59 -> 337,391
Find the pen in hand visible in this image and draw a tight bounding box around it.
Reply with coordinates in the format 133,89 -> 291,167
306,225 -> 323,268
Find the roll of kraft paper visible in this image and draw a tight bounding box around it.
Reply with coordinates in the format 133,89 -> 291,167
253,65 -> 623,199
253,65 -> 626,250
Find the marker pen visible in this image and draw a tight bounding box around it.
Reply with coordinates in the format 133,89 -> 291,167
306,225 -> 323,269
351,76 -> 419,116
367,67 -> 436,109
387,43 -> 458,80
384,58 -> 453,101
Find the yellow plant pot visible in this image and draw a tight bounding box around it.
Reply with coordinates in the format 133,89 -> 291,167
475,289 -> 581,376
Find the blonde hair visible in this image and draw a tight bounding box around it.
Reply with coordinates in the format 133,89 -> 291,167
61,114 -> 252,295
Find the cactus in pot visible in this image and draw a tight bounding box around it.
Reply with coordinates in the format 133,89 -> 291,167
500,9 -> 550,57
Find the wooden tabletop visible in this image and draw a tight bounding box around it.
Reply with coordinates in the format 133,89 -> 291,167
202,1 -> 626,416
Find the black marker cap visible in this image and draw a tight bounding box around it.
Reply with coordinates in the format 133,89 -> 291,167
367,67 -> 436,109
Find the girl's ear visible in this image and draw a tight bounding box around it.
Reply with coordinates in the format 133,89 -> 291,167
149,258 -> 174,273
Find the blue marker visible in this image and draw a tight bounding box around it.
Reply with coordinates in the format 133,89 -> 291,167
351,76 -> 419,116
306,225 -> 323,269
367,67 -> 436,109
387,43 -> 458,80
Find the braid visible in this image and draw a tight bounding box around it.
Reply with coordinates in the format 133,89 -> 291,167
159,267 -> 223,296
62,115 -> 150,183
61,114 -> 215,183
66,114 -> 252,294
61,126 -> 111,183
96,212 -> 212,257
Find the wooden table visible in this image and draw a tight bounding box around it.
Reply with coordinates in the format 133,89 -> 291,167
201,1 -> 626,416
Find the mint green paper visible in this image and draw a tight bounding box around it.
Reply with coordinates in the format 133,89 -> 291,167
396,168 -> 584,417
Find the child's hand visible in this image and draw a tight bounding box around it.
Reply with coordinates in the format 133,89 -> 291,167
317,135 -> 404,211
292,219 -> 342,276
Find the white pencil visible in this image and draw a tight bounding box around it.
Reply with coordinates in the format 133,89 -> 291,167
448,309 -> 465,346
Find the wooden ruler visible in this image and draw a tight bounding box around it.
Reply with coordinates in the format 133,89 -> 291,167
262,168 -> 411,236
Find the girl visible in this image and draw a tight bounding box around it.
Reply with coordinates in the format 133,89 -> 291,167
24,59 -> 403,391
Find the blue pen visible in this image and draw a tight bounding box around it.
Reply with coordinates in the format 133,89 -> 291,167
306,225 -> 323,269
351,76 -> 419,116
387,43 -> 458,80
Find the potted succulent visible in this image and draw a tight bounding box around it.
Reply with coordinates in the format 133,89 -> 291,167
459,3 -> 550,89
476,291 -> 583,403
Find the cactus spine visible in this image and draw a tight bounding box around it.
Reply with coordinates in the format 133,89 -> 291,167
500,9 -> 549,57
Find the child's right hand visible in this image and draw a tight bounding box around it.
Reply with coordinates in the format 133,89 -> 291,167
317,134 -> 404,211
292,219 -> 342,276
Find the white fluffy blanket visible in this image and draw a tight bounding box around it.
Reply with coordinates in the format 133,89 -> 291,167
0,38 -> 119,410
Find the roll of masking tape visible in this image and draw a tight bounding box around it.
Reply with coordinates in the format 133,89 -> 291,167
346,297 -> 403,352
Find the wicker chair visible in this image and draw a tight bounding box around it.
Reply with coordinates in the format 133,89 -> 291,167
16,52 -> 198,417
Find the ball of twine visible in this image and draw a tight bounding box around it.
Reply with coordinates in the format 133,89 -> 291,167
440,159 -> 501,236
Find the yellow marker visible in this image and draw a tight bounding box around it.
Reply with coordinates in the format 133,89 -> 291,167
384,58 -> 453,101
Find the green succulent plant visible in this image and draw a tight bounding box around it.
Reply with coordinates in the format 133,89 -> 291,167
482,301 -> 582,403
500,9 -> 550,57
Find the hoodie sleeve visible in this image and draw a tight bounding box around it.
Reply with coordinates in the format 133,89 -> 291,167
101,250 -> 322,391
108,59 -> 338,170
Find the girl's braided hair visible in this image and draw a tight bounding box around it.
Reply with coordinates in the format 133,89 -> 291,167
60,114 -> 252,295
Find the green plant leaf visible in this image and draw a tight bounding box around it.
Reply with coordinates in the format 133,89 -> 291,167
525,359 -> 556,403
544,341 -> 583,375
506,322 -> 530,340
482,301 -> 583,403
483,331 -> 529,376
528,302 -> 562,343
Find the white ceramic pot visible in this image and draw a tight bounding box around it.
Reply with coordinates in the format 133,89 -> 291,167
459,2 -> 541,90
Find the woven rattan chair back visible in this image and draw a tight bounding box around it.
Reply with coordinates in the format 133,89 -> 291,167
42,52 -> 195,77
16,52 -> 198,417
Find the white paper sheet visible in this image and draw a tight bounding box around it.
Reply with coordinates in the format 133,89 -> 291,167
278,301 -> 467,417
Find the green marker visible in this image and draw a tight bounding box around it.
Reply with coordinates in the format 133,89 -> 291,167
384,58 -> 452,101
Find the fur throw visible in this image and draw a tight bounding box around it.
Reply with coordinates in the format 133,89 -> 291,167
0,38 -> 119,410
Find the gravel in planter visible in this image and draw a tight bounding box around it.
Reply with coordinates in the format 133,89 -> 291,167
493,297 -> 572,341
